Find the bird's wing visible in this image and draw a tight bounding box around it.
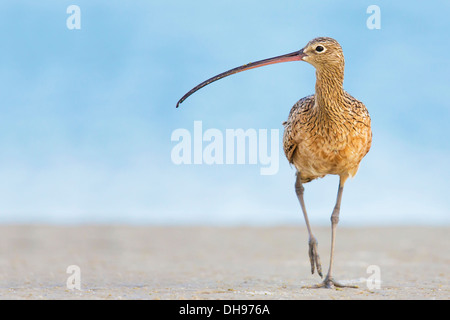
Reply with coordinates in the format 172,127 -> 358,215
343,91 -> 372,158
283,95 -> 315,164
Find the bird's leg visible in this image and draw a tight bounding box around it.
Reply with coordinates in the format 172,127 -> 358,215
295,172 -> 322,278
314,175 -> 358,289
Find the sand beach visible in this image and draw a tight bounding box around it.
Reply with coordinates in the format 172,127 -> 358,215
0,225 -> 448,300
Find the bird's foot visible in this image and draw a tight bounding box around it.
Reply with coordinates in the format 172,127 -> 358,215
308,237 -> 322,278
305,276 -> 359,289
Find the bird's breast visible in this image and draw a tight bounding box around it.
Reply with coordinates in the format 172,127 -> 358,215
287,116 -> 371,180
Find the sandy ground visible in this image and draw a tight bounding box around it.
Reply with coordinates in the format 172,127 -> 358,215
0,225 -> 448,300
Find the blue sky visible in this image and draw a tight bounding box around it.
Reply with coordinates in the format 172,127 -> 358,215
0,1 -> 448,225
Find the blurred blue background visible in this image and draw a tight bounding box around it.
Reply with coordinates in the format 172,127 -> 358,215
0,1 -> 448,225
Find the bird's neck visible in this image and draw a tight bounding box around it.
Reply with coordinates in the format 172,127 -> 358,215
314,64 -> 345,114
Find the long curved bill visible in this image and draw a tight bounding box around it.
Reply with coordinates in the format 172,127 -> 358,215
176,49 -> 306,108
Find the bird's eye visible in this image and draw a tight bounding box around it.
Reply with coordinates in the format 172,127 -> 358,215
315,46 -> 324,52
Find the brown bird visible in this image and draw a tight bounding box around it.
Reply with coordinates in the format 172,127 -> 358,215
176,37 -> 372,289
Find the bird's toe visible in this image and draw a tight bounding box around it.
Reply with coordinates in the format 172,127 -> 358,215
308,237 -> 323,278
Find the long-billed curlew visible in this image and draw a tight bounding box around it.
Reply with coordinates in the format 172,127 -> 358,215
176,37 -> 372,288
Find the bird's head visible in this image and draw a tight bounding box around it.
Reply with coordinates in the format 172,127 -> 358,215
299,37 -> 344,69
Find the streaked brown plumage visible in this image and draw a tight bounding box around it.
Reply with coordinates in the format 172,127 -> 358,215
283,38 -> 371,185
176,37 -> 372,289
